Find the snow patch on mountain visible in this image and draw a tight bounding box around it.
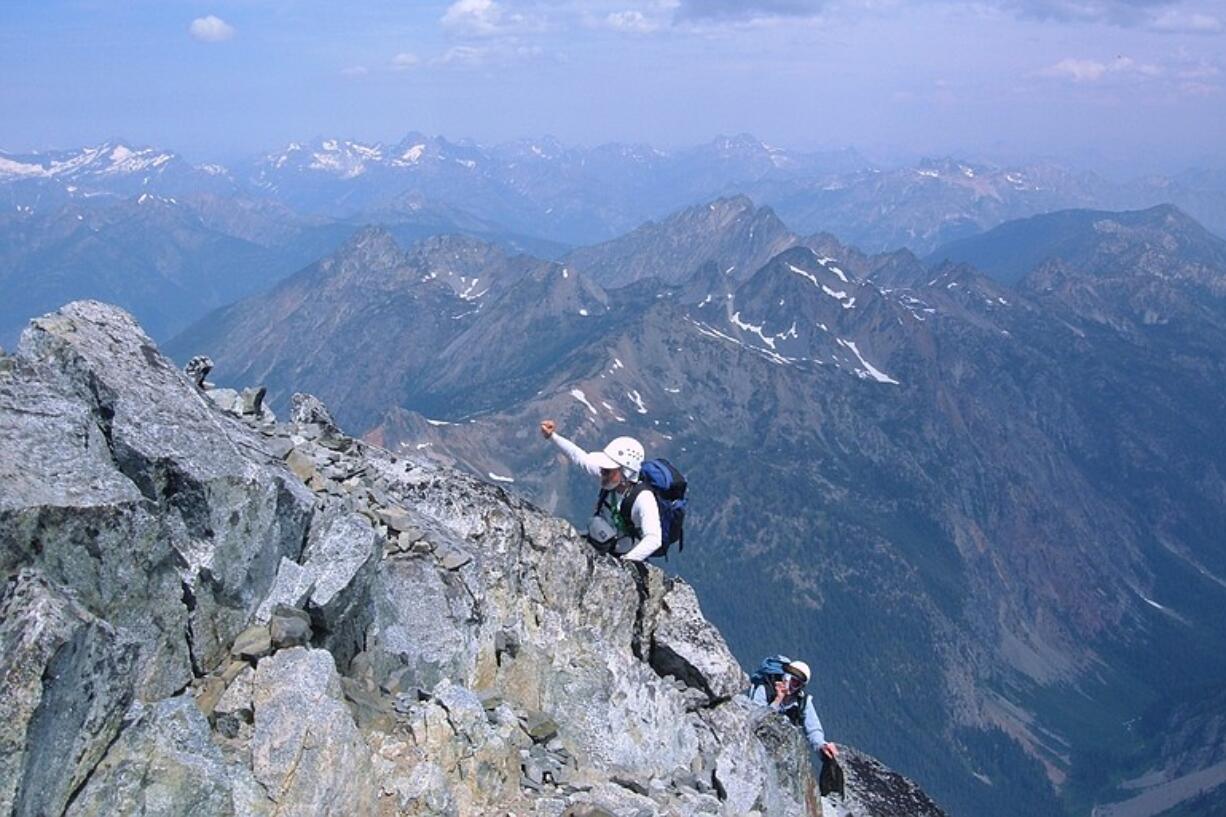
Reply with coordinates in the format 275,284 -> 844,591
397,144 -> 427,165
836,339 -> 899,384
627,390 -> 648,414
601,401 -> 627,422
788,263 -> 820,287
570,388 -> 598,415
0,156 -> 47,178
817,256 -> 850,283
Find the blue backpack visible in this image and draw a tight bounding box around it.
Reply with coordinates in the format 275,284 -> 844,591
750,655 -> 793,693
620,458 -> 688,558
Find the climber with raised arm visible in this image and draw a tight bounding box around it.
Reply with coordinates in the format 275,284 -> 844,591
749,656 -> 839,762
538,419 -> 664,561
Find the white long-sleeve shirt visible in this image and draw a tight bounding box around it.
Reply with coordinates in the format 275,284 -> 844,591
550,433 -> 662,561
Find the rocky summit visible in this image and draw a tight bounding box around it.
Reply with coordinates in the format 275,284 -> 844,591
0,301 -> 944,817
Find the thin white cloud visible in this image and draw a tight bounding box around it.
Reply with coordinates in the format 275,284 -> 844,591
1148,9 -> 1223,32
441,0 -> 539,35
426,39 -> 553,69
189,15 -> 235,43
391,52 -> 421,70
1178,80 -> 1221,95
434,45 -> 489,66
670,0 -> 1220,32
1037,56 -> 1162,82
1039,57 -> 1112,81
674,0 -> 820,21
1176,61 -> 1221,79
605,10 -> 661,32
341,65 -> 369,79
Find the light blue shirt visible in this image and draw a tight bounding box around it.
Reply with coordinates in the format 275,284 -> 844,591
749,683 -> 827,752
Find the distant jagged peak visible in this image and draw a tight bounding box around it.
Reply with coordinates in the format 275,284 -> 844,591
403,233 -> 519,300
563,193 -> 798,288
734,246 -> 873,318
587,140 -> 669,162
388,131 -> 483,167
933,204 -> 1226,293
701,192 -> 761,215
491,135 -> 569,161
861,247 -> 929,289
667,194 -> 783,230
1092,202 -> 1218,239
257,136 -> 387,177
685,246 -> 908,381
321,225 -> 408,281
706,132 -> 775,155
406,231 -> 508,261
0,139 -> 183,180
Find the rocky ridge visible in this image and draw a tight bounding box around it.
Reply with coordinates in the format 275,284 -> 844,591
0,301 -> 944,817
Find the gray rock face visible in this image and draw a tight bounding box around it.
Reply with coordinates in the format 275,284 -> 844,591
0,302 -> 945,817
0,570 -> 136,817
252,648 -> 376,816
268,605 -> 312,648
64,696 -> 272,817
300,510 -> 381,662
291,391 -> 336,428
651,579 -> 748,703
1,301 -> 314,696
828,747 -> 948,817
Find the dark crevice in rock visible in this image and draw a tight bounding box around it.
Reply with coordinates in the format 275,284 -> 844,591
160,467 -> 214,541
307,605 -> 331,651
494,630 -> 519,668
574,548 -> 598,609
289,492 -> 315,564
611,775 -> 650,796
451,570 -> 484,626
711,769 -> 728,802
180,580 -> 204,677
648,640 -> 718,703
429,693 -> 470,749
84,371 -> 118,460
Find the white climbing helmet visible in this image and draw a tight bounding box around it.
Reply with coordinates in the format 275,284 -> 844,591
785,660 -> 812,684
591,436 -> 645,478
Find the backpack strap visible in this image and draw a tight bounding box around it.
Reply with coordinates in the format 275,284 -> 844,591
618,482 -> 650,538
783,690 -> 808,726
620,482 -> 674,560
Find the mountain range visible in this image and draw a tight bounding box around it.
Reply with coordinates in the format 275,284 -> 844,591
168,197 -> 1226,817
5,135 -> 1226,253
6,132 -> 1226,350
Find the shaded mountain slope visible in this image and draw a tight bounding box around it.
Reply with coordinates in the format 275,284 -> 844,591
929,204 -> 1226,287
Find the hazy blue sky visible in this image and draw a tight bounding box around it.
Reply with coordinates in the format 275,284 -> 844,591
2,0 -> 1224,172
